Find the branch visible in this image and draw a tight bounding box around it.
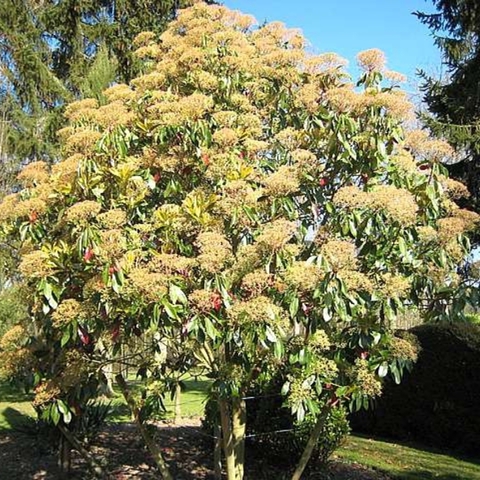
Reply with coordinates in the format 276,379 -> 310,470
57,423 -> 106,479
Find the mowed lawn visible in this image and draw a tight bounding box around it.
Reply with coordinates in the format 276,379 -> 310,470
0,382 -> 35,430
2,380 -> 480,480
337,435 -> 480,480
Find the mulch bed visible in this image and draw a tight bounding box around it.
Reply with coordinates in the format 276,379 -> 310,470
0,420 -> 391,479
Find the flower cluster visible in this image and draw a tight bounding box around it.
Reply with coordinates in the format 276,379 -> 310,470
196,231 -> 233,273
354,359 -> 382,397
33,381 -> 61,407
241,270 -> 273,296
17,161 -> 49,187
379,273 -> 411,299
19,250 -> 53,279
227,296 -> 286,331
307,330 -> 331,352
284,261 -> 323,292
51,299 -> 89,329
320,240 -> 357,271
0,330 -> 32,379
337,269 -> 373,294
127,268 -> 168,303
256,220 -> 297,252
390,333 -> 420,362
64,200 -> 102,224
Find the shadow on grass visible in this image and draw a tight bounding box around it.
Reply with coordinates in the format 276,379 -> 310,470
1,406 -> 36,431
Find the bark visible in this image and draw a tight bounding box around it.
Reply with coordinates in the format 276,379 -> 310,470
214,422 -> 222,480
58,433 -> 71,478
102,362 -> 116,397
231,398 -> 246,480
115,373 -> 173,480
219,398 -> 237,480
174,382 -> 181,424
291,407 -> 329,480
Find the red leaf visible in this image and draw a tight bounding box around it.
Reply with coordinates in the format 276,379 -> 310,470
83,247 -> 94,261
212,293 -> 222,312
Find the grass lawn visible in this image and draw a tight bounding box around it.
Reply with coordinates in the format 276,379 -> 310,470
108,375 -> 210,422
337,434 -> 480,480
0,377 -> 210,426
0,382 -> 35,430
2,380 -> 480,479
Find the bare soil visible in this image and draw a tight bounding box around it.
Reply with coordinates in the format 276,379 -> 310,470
0,420 -> 391,480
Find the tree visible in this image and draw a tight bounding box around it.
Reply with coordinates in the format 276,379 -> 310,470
416,0 -> 480,211
0,3 -> 478,479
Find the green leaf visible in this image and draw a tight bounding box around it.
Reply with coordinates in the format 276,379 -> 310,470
43,282 -> 52,300
51,405 -> 60,425
265,326 -> 277,343
289,296 -> 299,318
48,295 -> 58,309
390,363 -> 401,384
60,328 -> 71,347
204,317 -> 217,340
111,274 -> 120,294
169,284 -> 188,305
378,362 -> 389,378
296,402 -> 305,422
163,301 -> 180,320
273,340 -> 284,359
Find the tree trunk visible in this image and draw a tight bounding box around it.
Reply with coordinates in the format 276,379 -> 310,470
291,407 -> 329,480
102,361 -> 116,397
58,433 -> 71,478
232,398 -> 246,480
115,373 -> 173,480
174,382 -> 181,424
219,398 -> 237,480
214,422 -> 222,480
57,424 -> 105,478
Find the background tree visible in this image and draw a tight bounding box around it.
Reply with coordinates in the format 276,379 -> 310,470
0,3 -> 478,480
416,0 -> 480,211
0,0 -> 214,167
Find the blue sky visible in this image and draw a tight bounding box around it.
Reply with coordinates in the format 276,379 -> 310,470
224,1 -> 442,82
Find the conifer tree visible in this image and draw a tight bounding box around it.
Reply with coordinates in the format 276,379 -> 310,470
416,0 -> 480,211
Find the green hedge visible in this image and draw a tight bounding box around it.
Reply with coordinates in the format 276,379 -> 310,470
350,322 -> 480,454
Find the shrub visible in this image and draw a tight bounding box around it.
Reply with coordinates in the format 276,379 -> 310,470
350,322 -> 480,454
203,382 -> 350,466
250,407 -> 350,466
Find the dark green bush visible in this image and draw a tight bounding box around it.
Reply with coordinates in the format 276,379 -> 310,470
350,322 -> 480,454
249,406 -> 350,466
203,387 -> 350,466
